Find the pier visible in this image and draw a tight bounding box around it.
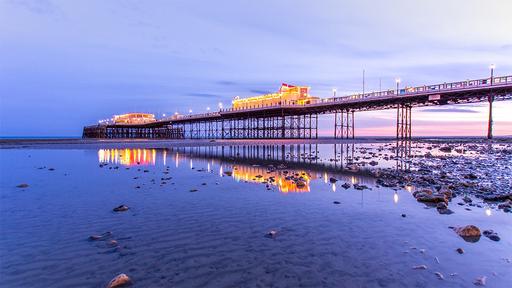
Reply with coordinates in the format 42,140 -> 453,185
83,75 -> 512,140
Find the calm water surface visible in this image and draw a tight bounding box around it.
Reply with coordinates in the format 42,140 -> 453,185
0,143 -> 511,287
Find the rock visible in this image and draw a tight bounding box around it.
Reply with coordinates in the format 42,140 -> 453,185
89,231 -> 112,241
439,146 -> 452,153
106,273 -> 132,288
483,193 -> 512,202
189,189 -> 198,192
463,196 -> 472,203
488,234 -> 500,241
464,173 -> 478,180
329,177 -> 337,183
401,214 -> 406,218
483,230 -> 500,241
454,225 -> 481,242
436,202 -> 447,210
16,183 -> 29,188
369,160 -> 378,166
341,183 -> 351,189
434,272 -> 444,280
412,265 -> 427,270
296,180 -> 306,188
456,248 -> 464,254
223,171 -> 233,176
265,230 -> 277,239
333,201 -> 341,204
473,276 -> 486,286
437,208 -> 454,215
113,205 -> 129,212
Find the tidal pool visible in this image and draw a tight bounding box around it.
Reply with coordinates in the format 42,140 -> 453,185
0,142 -> 510,287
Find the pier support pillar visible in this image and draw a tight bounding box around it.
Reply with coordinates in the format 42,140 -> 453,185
396,104 -> 412,140
334,110 -> 354,139
487,94 -> 494,139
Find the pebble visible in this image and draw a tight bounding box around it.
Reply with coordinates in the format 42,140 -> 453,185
456,248 -> 464,254
401,214 -> 406,217
16,183 -> 29,188
412,265 -> 427,270
473,276 -> 486,286
434,272 -> 444,280
113,205 -> 129,212
265,230 -> 277,239
89,231 -> 112,241
454,225 -> 481,238
106,273 -> 132,288
333,201 -> 341,204
189,189 -> 198,192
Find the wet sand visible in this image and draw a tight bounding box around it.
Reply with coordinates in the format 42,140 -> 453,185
0,140 -> 511,287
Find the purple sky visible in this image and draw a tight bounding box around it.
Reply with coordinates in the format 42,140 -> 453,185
1,0 -> 511,137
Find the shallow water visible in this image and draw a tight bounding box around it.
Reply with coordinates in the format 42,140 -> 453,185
0,142 -> 511,287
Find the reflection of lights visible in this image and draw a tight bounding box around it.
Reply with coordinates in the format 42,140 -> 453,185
207,162 -> 211,173
332,183 -> 336,192
219,165 -> 223,177
405,185 -> 413,193
98,148 -> 157,166
175,152 -> 179,168
323,172 -> 328,184
163,150 -> 167,166
485,208 -> 492,216
189,159 -> 193,169
351,176 -> 357,184
393,192 -> 399,204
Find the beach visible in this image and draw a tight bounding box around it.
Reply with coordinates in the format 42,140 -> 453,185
0,138 -> 511,287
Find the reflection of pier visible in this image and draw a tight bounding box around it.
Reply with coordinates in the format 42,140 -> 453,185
167,144 -> 361,174
395,140 -> 412,171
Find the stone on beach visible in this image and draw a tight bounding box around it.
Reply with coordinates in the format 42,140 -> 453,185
16,183 -> 29,188
113,205 -> 129,212
89,231 -> 112,241
473,276 -> 486,286
483,230 -> 500,242
329,177 -> 337,183
453,225 -> 481,242
106,273 -> 132,288
265,230 -> 277,239
412,265 -> 427,270
456,248 -> 464,254
434,272 -> 444,280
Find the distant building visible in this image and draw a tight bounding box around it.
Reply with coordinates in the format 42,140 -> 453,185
232,83 -> 318,110
113,113 -> 156,124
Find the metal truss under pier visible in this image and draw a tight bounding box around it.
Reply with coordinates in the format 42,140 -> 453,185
334,110 -> 355,139
174,114 -> 319,139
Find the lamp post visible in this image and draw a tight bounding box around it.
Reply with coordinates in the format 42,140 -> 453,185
332,88 -> 337,97
218,102 -> 223,110
487,64 -> 496,140
395,78 -> 401,95
489,64 -> 495,85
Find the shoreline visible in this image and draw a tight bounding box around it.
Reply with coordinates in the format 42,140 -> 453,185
1,137 -> 511,149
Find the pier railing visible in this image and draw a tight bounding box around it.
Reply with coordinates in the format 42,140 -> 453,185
219,75 -> 512,113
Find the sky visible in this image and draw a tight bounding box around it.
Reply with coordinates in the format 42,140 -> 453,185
1,0 -> 511,137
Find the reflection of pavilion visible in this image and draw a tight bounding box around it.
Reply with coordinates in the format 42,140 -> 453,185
98,148 -> 157,166
232,165 -> 318,193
